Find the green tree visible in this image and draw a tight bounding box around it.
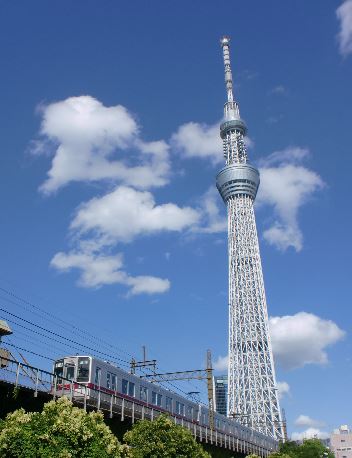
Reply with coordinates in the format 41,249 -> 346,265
123,414 -> 211,458
269,453 -> 293,458
269,439 -> 334,458
0,397 -> 128,458
278,440 -> 300,456
296,439 -> 334,458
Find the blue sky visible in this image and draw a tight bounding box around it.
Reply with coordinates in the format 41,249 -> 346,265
0,0 -> 351,440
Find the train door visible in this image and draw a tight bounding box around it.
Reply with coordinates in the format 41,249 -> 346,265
94,366 -> 101,389
64,362 -> 75,381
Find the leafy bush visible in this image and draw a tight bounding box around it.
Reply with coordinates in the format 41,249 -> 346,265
269,439 -> 334,458
0,397 -> 127,457
124,414 -> 211,457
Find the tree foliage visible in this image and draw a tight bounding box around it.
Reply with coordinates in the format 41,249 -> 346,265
269,439 -> 334,458
123,414 -> 210,458
0,397 -> 128,458
296,439 -> 334,458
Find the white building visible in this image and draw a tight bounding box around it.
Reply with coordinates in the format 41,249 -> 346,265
331,425 -> 352,458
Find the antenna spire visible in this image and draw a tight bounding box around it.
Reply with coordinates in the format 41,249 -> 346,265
220,36 -> 234,102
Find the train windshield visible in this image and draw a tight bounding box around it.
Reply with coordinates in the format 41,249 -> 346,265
54,360 -> 64,383
77,357 -> 90,382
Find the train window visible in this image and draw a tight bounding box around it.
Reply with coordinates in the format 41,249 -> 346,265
111,374 -> 117,391
122,379 -> 135,397
175,401 -> 184,416
65,365 -> 75,381
152,391 -> 162,407
140,386 -> 148,402
77,358 -> 90,382
54,360 -> 63,383
95,367 -> 101,387
166,397 -> 172,412
187,406 -> 193,419
107,373 -> 111,389
128,381 -> 135,397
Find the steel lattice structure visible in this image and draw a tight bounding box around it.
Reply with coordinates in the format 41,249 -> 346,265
216,37 -> 284,440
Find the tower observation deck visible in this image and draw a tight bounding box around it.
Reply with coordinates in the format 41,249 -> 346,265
216,36 -> 284,440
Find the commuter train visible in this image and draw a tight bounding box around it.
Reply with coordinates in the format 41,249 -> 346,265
53,355 -> 277,450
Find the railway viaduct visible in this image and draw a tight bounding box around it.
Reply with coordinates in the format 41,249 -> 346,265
0,358 -> 277,457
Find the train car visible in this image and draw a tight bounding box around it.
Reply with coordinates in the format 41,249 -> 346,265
53,355 -> 202,423
53,355 -> 276,451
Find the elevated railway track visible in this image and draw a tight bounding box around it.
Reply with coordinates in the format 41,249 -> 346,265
0,356 -> 277,457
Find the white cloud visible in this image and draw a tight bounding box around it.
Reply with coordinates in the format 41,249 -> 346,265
295,415 -> 325,428
270,85 -> 287,95
51,251 -> 170,295
259,146 -> 310,167
207,313 -> 344,373
172,139 -> 323,252
291,428 -> 330,441
171,121 -> 222,164
337,0 -> 352,56
213,355 -> 228,372
71,185 -> 200,244
51,251 -> 125,287
126,275 -> 170,296
269,312 -> 345,370
50,185 -> 200,295
257,147 -> 324,251
195,187 -> 227,234
171,120 -> 253,164
277,381 -> 290,400
33,96 -> 170,193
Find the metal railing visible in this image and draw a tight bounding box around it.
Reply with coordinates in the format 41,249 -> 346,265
0,356 -> 277,456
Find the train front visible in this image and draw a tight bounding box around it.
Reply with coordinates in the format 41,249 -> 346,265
52,355 -> 92,399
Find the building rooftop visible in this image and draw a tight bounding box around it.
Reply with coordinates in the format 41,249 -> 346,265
0,320 -> 12,337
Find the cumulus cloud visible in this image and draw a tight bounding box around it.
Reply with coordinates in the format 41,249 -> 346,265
277,381 -> 290,400
50,185 -> 200,295
212,313 -> 344,373
295,415 -> 325,428
51,251 -> 170,295
269,312 -> 345,370
291,428 -> 330,441
171,120 -> 253,164
213,355 -> 228,372
337,0 -> 352,56
71,185 -> 200,244
257,147 -> 324,251
172,134 -> 324,252
171,121 -> 222,164
32,96 -> 170,193
195,187 -> 227,234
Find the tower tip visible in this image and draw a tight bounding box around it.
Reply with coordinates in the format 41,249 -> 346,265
220,36 -> 230,47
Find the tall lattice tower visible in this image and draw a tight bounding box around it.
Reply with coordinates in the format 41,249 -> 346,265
216,36 -> 284,440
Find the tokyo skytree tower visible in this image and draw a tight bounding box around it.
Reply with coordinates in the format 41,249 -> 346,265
216,37 -> 284,440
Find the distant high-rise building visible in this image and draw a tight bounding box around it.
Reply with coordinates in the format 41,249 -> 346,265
216,37 -> 284,440
331,425 -> 352,458
213,375 -> 228,416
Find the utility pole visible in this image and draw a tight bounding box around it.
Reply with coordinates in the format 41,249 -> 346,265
206,349 -> 214,430
130,347 -> 157,375
139,350 -> 215,430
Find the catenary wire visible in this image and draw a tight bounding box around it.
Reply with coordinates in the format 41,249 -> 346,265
0,285 -> 207,401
